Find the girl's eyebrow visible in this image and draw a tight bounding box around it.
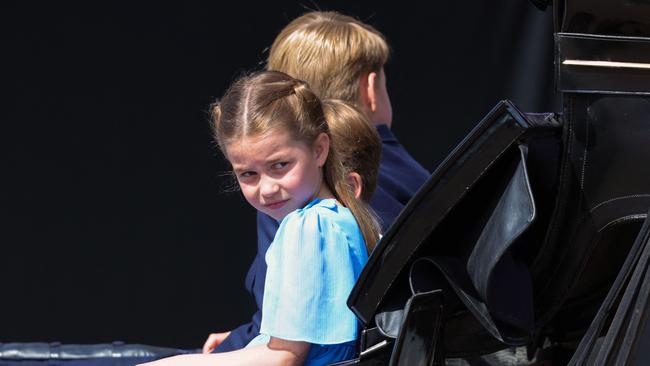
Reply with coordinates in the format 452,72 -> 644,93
263,150 -> 290,163
231,166 -> 249,174
230,151 -> 289,171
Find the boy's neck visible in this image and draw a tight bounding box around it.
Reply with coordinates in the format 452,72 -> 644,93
371,119 -> 391,129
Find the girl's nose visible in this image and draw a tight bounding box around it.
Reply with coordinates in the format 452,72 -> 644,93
259,176 -> 280,197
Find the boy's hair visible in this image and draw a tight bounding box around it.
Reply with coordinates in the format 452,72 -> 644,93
267,11 -> 389,105
322,99 -> 381,204
211,71 -> 380,251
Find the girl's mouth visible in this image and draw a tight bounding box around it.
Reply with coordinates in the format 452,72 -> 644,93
264,199 -> 289,210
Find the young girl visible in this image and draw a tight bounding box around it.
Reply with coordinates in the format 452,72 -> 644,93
142,71 -> 380,366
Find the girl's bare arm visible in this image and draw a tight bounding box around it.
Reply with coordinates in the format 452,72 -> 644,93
138,337 -> 309,366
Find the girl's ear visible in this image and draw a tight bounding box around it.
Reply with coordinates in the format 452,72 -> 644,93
313,132 -> 330,168
346,172 -> 363,199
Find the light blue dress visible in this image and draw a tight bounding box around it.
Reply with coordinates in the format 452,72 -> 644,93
246,198 -> 368,365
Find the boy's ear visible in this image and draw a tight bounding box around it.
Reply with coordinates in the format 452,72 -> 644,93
346,172 -> 363,199
358,71 -> 379,114
314,132 -> 330,168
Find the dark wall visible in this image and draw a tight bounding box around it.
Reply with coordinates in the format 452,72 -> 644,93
2,1 -> 557,348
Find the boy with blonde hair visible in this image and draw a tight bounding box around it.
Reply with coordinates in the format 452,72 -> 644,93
268,11 -> 389,111
205,11 -> 429,354
267,11 -> 427,213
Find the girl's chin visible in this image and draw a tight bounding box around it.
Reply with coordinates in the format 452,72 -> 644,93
259,198 -> 311,221
262,208 -> 288,222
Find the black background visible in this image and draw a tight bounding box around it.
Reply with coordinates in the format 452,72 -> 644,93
2,1 -> 558,348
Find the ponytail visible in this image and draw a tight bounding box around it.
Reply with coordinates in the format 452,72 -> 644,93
329,165 -> 381,252
321,101 -> 382,253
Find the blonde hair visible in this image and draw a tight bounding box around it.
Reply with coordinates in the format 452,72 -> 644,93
322,99 -> 381,204
211,71 -> 380,251
267,11 -> 390,105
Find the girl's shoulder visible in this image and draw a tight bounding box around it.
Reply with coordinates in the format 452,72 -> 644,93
280,198 -> 356,234
294,197 -> 341,215
268,198 -> 366,265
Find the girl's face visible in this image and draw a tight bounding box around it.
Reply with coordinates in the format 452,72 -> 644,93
226,129 -> 330,221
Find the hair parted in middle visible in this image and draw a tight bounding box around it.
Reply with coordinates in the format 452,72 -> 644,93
267,11 -> 390,106
211,70 -> 380,251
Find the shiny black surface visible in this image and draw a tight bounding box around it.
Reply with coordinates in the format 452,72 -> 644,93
345,1 -> 650,363
599,213 -> 650,365
532,94 -> 650,335
567,210 -> 650,365
558,0 -> 650,36
557,33 -> 650,95
389,290 -> 443,366
347,101 -> 538,325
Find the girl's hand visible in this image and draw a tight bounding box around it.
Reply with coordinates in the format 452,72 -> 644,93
202,331 -> 232,353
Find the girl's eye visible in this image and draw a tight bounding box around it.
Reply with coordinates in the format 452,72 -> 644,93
272,162 -> 289,170
239,171 -> 256,179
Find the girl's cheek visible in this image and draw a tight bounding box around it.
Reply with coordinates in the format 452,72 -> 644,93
285,171 -> 301,190
239,186 -> 257,206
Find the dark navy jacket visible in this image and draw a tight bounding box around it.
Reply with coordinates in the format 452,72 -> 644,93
215,124 -> 430,352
